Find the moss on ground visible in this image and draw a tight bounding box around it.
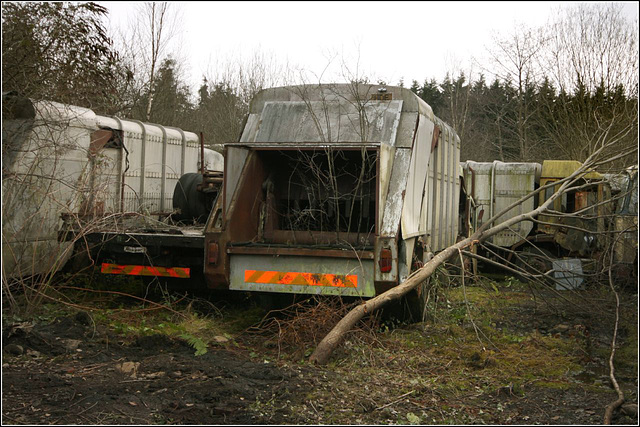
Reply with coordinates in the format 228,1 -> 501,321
289,279 -> 637,424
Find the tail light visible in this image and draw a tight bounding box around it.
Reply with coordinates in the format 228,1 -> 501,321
378,248 -> 392,273
207,242 -> 219,266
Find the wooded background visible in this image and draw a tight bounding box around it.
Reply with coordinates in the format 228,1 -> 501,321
2,2 -> 637,170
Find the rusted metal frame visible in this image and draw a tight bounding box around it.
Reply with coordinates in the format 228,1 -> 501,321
225,151 -> 265,240
207,151 -> 265,286
227,245 -> 374,260
111,116 -> 126,213
131,120 -> 147,209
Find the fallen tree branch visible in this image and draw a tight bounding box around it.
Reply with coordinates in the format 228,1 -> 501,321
309,151 -> 607,364
603,286 -> 623,424
603,227 -> 631,424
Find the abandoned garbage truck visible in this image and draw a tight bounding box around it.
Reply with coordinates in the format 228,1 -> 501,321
203,84 -> 462,298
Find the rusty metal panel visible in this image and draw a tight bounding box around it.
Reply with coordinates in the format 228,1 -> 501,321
229,254 -> 375,297
223,146 -> 250,213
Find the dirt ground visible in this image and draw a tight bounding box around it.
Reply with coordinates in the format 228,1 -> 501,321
2,312 -> 310,424
2,279 -> 639,425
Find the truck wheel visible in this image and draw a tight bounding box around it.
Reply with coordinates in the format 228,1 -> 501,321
173,173 -> 207,223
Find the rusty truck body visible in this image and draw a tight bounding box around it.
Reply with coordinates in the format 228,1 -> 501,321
203,84 -> 462,297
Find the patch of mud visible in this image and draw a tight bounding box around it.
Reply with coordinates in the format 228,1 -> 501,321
2,315 -> 308,424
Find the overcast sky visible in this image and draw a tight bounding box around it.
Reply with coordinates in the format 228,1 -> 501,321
101,1 -> 639,91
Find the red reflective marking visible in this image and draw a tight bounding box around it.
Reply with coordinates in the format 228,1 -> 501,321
101,263 -> 190,278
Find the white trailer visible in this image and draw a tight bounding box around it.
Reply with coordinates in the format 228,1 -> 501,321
2,93 -> 222,280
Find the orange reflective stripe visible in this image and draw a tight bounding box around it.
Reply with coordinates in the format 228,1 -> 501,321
129,265 -> 144,275
101,263 -> 190,278
244,270 -> 357,288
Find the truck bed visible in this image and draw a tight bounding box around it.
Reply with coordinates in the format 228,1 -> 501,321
84,217 -> 207,279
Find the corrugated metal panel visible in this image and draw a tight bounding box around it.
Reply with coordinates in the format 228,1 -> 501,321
420,121 -> 460,252
90,115 -> 205,214
462,161 -> 540,247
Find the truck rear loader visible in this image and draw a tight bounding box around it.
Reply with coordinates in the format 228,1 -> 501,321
203,84 -> 464,301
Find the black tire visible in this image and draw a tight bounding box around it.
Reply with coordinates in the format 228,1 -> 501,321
173,173 -> 207,223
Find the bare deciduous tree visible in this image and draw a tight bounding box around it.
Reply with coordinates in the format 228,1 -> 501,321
115,2 -> 183,120
485,25 -> 547,161
542,3 -> 639,97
